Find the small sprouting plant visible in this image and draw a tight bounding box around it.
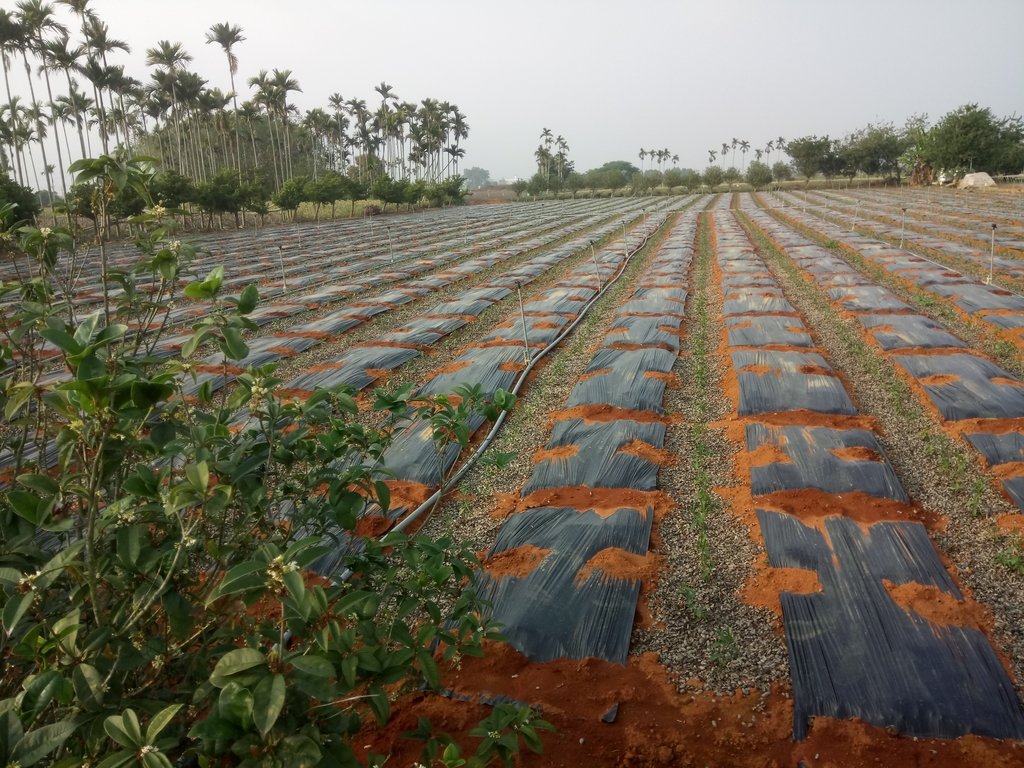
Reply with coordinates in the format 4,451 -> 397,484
710,627 -> 739,666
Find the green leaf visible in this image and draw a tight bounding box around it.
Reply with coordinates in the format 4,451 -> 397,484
277,735 -> 321,768
184,461 -> 209,492
141,751 -> 173,768
4,382 -> 34,419
116,525 -> 144,568
288,654 -> 334,679
3,592 -> 34,637
374,480 -> 390,513
209,648 -> 266,688
217,682 -> 253,729
11,719 -> 77,767
366,689 -> 390,725
0,567 -> 23,587
221,326 -> 248,360
417,648 -> 440,689
183,281 -> 213,300
15,473 -> 60,495
104,711 -> 141,750
207,560 -> 266,604
95,750 -> 135,768
38,327 -> 81,355
237,283 -> 259,314
253,673 -> 285,738
73,313 -> 101,347
149,421 -> 175,448
72,663 -> 105,708
7,491 -> 43,524
144,704 -> 181,744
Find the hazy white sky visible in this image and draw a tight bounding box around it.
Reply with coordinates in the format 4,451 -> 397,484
10,0 -> 1024,180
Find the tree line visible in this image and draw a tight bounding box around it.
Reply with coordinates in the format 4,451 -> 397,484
0,0 -> 471,222
516,103 -> 1023,197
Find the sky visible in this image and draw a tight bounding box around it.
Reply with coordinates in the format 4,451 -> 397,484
6,0 -> 1024,183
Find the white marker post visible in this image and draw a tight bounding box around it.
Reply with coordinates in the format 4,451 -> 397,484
516,281 -> 531,364
988,223 -> 997,285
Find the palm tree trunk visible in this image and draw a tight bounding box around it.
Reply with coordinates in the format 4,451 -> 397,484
64,69 -> 87,159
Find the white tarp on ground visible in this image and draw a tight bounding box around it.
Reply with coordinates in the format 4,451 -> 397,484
958,172 -> 997,189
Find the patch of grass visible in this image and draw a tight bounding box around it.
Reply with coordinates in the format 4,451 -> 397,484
687,213 -> 719,580
996,539 -> 1024,575
710,627 -> 739,666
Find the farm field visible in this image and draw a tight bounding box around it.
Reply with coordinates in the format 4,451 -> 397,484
6,189 -> 1024,766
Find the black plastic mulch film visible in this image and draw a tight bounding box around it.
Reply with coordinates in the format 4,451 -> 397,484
742,200 -> 1024,517
476,212 -> 700,664
856,313 -> 967,351
732,350 -> 857,416
745,424 -> 907,501
716,204 -> 1024,740
759,510 -> 1024,741
892,353 -> 1024,421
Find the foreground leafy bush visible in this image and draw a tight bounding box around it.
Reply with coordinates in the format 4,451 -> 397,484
0,154 -> 537,766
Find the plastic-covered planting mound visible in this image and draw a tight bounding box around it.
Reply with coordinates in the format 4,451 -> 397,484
732,350 -> 857,416
379,414 -> 479,489
616,296 -> 686,317
964,432 -> 1024,511
806,270 -> 875,289
892,353 -> 1024,421
430,291 -> 507,317
200,336 -> 310,371
858,314 -> 967,350
746,424 -> 907,500
722,273 -> 778,288
726,316 -> 813,348
630,285 -> 688,302
482,315 -> 571,346
565,347 -> 677,412
928,284 -> 1024,315
246,303 -> 309,325
522,287 -> 598,316
284,345 -> 420,393
759,510 -> 1024,741
290,313 -> 362,335
601,315 -> 683,350
825,286 -> 912,313
980,313 -> 1024,330
522,419 -> 667,496
418,345 -> 526,397
722,292 -> 796,316
476,506 -> 653,663
376,326 -> 451,347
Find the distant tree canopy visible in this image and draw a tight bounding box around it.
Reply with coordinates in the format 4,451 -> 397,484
0,174 -> 42,224
918,104 -> 1024,177
463,166 -> 491,190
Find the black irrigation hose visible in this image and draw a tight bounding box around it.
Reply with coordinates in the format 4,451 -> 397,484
334,212 -> 667,582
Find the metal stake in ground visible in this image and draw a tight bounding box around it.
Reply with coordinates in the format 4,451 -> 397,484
387,226 -> 394,263
516,281 -> 531,365
591,242 -> 604,291
851,199 -> 860,232
988,223 -> 998,284
278,245 -> 288,292
899,207 -> 907,249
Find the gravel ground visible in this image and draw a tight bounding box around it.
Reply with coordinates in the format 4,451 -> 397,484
634,210 -> 790,694
738,208 -> 1024,694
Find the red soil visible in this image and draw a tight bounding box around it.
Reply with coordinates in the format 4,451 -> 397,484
483,544 -> 551,579
532,444 -> 581,464
883,579 -> 988,630
741,566 -> 823,618
829,445 -> 883,462
359,639 -> 1024,767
